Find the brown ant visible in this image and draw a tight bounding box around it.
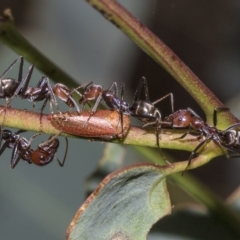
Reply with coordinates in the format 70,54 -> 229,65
129,77 -> 174,161
0,57 -> 80,145
74,81 -> 130,133
0,129 -> 68,168
78,81 -> 129,114
0,57 -> 81,114
164,107 -> 240,171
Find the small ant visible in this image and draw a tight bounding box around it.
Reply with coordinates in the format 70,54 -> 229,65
129,77 -> 174,161
164,107 -> 240,171
0,129 -> 68,168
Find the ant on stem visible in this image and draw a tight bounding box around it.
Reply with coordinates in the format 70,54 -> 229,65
129,76 -> 174,163
164,107 -> 240,172
74,81 -> 130,134
0,57 -> 80,146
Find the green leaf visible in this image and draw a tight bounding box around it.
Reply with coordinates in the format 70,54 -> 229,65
67,163 -> 171,240
85,143 -> 126,196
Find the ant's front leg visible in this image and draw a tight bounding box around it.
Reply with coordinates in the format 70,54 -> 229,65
173,130 -> 202,140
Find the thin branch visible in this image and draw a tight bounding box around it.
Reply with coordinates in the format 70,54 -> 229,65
0,105 -> 222,169
85,0 -> 238,127
0,9 -> 78,88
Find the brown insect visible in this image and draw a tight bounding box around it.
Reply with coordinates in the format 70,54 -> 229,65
48,110 -> 130,140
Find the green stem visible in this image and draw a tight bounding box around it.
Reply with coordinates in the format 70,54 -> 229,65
85,0 -> 238,127
0,105 -> 210,154
0,9 -> 78,87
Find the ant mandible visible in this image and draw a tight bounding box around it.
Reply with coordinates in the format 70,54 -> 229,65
0,129 -> 68,168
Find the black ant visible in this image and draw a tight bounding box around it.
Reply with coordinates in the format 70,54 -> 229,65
0,57 -> 56,114
0,129 -> 68,168
220,122 -> 240,157
129,77 -> 174,161
164,107 -> 240,171
0,57 -> 81,115
0,57 -> 81,145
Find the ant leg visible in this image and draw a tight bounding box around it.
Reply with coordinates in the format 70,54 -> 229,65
173,130 -> 202,140
39,97 -> 49,131
223,122 -> 240,132
31,102 -> 36,112
142,120 -> 171,128
75,82 -> 93,110
56,137 -> 68,167
182,138 -> 209,175
69,96 -> 81,113
141,77 -> 150,101
118,82 -> 125,135
74,81 -> 93,93
152,93 -> 174,113
155,126 -> 172,165
38,132 -> 61,148
0,139 -> 12,155
214,107 -> 229,127
174,131 -> 189,140
132,77 -> 146,103
108,82 -> 118,97
186,107 -> 202,118
0,56 -> 23,79
11,140 -> 21,169
87,93 -> 103,122
15,65 -> 34,98
45,78 -> 60,114
0,106 -> 6,149
15,130 -> 27,135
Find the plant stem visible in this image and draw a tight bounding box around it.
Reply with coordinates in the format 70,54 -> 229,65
85,0 -> 238,127
0,106 -> 204,153
0,9 -> 78,88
